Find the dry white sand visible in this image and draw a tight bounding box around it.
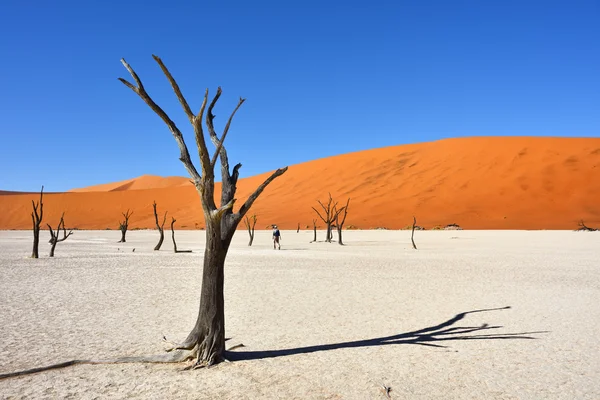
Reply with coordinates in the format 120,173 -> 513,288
0,229 -> 598,399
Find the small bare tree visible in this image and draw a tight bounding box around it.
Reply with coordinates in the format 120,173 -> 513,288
152,201 -> 168,250
311,219 -> 318,242
47,213 -> 73,257
30,186 -> 44,258
312,193 -> 341,243
118,209 -> 133,243
244,214 -> 257,246
297,223 -> 300,233
171,217 -> 192,253
411,216 -> 418,250
576,220 -> 598,231
334,198 -> 350,245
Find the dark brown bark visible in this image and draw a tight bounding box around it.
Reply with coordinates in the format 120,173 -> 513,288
297,223 -> 300,233
30,186 -> 44,258
411,216 -> 418,250
312,193 -> 339,243
170,217 -> 192,253
120,55 -> 287,367
335,198 -> 350,246
153,201 -> 167,250
47,213 -> 73,257
576,220 -> 598,231
118,209 -> 133,243
311,219 -> 317,242
244,215 -> 257,246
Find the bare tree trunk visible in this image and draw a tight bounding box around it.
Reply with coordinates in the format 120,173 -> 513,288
313,193 -> 339,244
244,215 -> 257,246
118,209 -> 133,243
119,55 -> 287,367
170,217 -> 192,253
312,219 -> 317,242
411,216 -> 418,250
30,186 -> 44,258
297,223 -> 300,233
47,213 -> 73,257
153,201 -> 167,250
335,198 -> 350,246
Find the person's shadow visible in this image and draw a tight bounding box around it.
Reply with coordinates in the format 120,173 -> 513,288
226,306 -> 546,361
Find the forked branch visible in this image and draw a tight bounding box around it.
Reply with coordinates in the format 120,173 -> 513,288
236,167 -> 288,219
119,57 -> 203,182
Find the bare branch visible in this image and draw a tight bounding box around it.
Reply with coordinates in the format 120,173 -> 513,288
152,55 -> 194,124
236,167 -> 288,219
411,216 -> 418,250
119,58 -> 202,183
210,97 -> 246,169
193,89 -> 211,172
311,206 -> 328,223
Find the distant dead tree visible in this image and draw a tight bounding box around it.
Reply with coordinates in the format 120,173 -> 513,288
310,219 -> 317,243
30,186 -> 44,258
297,223 -> 300,233
334,198 -> 350,245
118,209 -> 133,243
411,216 -> 418,250
576,220 -> 598,231
152,201 -> 168,250
244,214 -> 257,246
170,217 -> 192,253
47,213 -> 73,257
312,193 -> 344,243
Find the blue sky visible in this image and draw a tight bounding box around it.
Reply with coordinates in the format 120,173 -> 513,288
0,0 -> 598,192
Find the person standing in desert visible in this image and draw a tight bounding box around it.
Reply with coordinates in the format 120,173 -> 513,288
272,225 -> 281,250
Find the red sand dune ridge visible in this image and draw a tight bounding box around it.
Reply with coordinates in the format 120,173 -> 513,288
1,136 -> 599,230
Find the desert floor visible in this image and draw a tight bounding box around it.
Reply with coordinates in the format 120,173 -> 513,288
0,229 -> 598,399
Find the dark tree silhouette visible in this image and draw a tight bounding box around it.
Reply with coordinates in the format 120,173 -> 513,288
244,215 -> 257,246
153,201 -> 168,250
312,193 -> 342,243
30,186 -> 44,258
411,216 -> 418,250
171,217 -> 192,253
310,219 -> 317,243
47,213 -> 73,257
576,220 -> 598,231
334,198 -> 350,245
118,209 -> 133,243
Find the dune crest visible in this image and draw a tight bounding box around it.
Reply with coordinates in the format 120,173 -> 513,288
1,136 -> 599,230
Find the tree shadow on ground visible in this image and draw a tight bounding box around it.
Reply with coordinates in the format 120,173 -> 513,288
227,306 -> 547,361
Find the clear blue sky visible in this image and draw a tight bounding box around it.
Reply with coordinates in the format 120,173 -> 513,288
0,0 -> 598,192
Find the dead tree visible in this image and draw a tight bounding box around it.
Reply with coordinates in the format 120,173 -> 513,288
311,219 -> 318,242
118,209 -> 133,243
411,216 -> 418,250
171,217 -> 192,253
576,220 -> 598,231
119,55 -> 287,367
312,193 -> 340,243
334,198 -> 350,245
30,186 -> 44,258
153,201 -> 168,250
297,223 -> 300,233
47,213 -> 73,257
244,214 -> 257,246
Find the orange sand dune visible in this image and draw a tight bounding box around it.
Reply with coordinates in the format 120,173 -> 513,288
69,174 -> 191,192
2,136 -> 599,230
